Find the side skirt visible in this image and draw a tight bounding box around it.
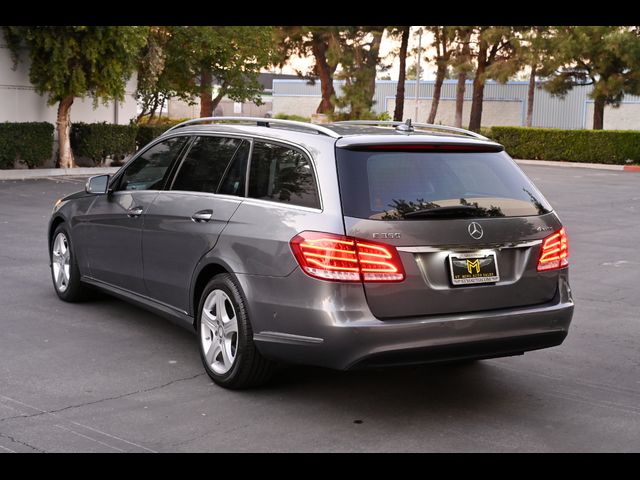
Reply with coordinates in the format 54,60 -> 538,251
81,276 -> 196,332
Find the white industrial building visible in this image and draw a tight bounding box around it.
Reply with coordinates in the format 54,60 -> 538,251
0,44 -> 138,126
273,79 -> 640,130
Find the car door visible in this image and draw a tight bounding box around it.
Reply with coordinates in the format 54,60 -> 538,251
141,135 -> 250,311
84,135 -> 190,294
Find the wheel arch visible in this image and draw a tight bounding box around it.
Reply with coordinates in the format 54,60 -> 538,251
190,262 -> 232,328
48,216 -> 66,258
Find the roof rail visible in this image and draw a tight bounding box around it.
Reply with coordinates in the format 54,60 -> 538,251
163,116 -> 341,138
331,120 -> 488,140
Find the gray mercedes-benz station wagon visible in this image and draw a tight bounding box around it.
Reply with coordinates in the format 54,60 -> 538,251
48,118 -> 573,388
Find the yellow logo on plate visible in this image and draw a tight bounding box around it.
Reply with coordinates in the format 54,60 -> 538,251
466,259 -> 481,274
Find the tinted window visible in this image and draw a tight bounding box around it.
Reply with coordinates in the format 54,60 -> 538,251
219,141 -> 250,196
336,149 -> 552,220
119,137 -> 188,191
171,136 -> 243,194
248,142 -> 319,209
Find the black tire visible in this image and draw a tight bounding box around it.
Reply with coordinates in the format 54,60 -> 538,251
50,223 -> 91,302
196,273 -> 275,389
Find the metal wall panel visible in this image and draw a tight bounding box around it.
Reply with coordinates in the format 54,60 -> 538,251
274,78 -> 640,130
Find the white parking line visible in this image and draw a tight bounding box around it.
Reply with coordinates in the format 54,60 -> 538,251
54,425 -> 126,452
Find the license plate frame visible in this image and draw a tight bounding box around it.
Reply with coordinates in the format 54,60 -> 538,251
448,251 -> 500,286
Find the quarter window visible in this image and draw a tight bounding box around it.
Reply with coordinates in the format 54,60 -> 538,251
118,137 -> 188,191
172,136 -> 244,194
248,142 -> 319,209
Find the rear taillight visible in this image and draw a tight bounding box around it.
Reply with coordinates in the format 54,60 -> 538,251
290,231 -> 405,283
537,228 -> 569,272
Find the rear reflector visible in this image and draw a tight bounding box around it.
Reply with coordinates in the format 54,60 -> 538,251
537,228 -> 569,272
290,231 -> 405,283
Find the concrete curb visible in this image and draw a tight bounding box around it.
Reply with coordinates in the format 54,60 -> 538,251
515,159 -> 640,172
0,167 -> 120,181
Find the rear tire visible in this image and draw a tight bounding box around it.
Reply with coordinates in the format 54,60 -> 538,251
197,274 -> 275,389
50,224 -> 91,302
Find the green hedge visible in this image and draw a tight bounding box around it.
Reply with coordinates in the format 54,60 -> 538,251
70,122 -> 138,166
274,113 -> 311,122
136,124 -> 173,148
136,120 -> 184,149
0,122 -> 54,169
488,126 -> 640,165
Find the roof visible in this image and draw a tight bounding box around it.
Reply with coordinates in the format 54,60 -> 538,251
159,117 -> 502,149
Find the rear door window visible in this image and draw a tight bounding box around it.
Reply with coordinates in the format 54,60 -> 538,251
171,136 -> 245,194
248,141 -> 319,209
336,148 -> 551,219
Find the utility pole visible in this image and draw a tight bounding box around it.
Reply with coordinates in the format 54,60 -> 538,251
414,27 -> 423,123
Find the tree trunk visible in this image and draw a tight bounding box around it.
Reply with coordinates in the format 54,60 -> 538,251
393,26 -> 410,122
56,96 -> 74,169
454,71 -> 466,128
211,89 -> 226,114
364,30 -> 384,115
526,64 -> 537,127
311,36 -> 336,114
593,95 -> 605,130
468,40 -> 488,132
427,64 -> 446,124
454,30 -> 471,128
200,69 -> 213,118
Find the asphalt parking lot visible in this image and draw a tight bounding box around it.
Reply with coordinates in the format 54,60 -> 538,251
0,165 -> 639,453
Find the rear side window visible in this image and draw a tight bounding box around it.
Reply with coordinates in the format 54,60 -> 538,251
336,148 -> 552,220
248,141 -> 319,209
172,136 -> 244,194
218,141 -> 250,196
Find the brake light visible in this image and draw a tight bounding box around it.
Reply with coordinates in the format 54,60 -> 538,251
290,231 -> 405,282
537,228 -> 569,272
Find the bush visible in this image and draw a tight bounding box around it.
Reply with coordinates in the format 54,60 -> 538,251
487,126 -> 640,165
0,122 -> 54,169
136,121 -> 182,148
71,122 -> 138,166
274,113 -> 311,122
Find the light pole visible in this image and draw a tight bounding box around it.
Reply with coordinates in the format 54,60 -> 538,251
414,27 -> 423,123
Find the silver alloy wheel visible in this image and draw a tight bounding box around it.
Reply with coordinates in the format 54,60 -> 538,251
201,289 -> 239,375
52,232 -> 71,293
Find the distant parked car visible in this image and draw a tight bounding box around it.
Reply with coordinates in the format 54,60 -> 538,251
48,118 -> 574,388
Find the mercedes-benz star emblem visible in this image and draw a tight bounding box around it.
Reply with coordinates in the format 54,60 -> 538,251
468,222 -> 483,240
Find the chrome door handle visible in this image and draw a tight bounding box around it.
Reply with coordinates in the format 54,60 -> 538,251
127,206 -> 144,218
191,209 -> 213,223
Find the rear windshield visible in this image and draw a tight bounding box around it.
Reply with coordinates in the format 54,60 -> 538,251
336,148 -> 552,220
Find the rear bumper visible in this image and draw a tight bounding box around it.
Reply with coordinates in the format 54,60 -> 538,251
238,268 -> 574,370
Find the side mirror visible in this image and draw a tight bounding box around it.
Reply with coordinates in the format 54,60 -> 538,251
85,175 -> 110,195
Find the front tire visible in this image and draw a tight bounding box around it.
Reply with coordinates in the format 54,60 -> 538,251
50,224 -> 91,302
197,274 -> 275,389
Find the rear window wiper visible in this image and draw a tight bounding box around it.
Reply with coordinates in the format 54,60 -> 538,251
402,205 -> 484,219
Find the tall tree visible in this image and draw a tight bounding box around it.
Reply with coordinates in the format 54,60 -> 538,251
333,26 -> 386,119
468,26 -> 521,131
174,27 -> 275,118
388,26 -> 410,121
136,26 -> 171,122
452,27 -> 474,128
3,26 -> 147,168
274,27 -> 341,114
518,27 -> 557,127
426,26 -> 455,124
544,26 -> 640,130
